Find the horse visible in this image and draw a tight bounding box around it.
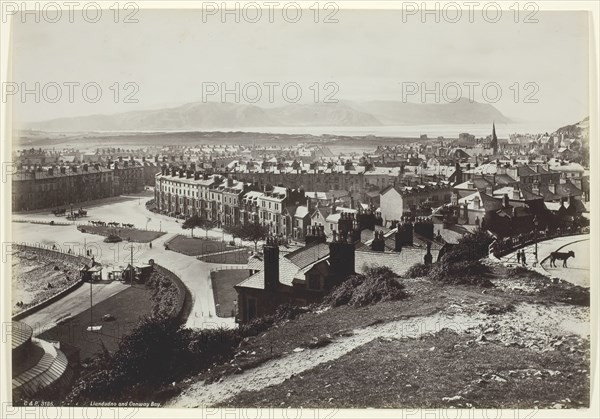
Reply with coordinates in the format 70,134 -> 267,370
549,250 -> 575,268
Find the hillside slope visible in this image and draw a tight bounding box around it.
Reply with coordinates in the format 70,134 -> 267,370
170,264 -> 589,409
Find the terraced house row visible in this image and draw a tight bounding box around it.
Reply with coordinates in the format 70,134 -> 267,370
12,158 -> 145,211
154,166 -> 305,235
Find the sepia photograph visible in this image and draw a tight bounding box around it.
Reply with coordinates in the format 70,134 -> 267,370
0,1 -> 598,417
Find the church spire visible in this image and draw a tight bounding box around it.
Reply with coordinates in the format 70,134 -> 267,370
491,122 -> 498,155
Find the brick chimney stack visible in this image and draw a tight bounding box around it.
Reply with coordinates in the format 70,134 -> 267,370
263,236 -> 280,292
395,218 -> 414,249
305,224 -> 326,246
326,228 -> 355,289
414,217 -> 434,241
371,230 -> 385,252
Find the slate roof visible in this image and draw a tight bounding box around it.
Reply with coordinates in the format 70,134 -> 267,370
454,177 -> 493,191
495,174 -> 517,185
519,188 -> 544,201
534,185 -> 562,201
237,244 -> 330,290
237,240 -> 444,290
517,165 -> 537,177
480,192 -> 503,211
294,206 -> 310,218
570,199 -> 587,213
285,243 -> 330,269
555,182 -> 583,198
436,224 -> 479,244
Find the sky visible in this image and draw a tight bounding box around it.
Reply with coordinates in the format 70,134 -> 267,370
9,7 -> 591,127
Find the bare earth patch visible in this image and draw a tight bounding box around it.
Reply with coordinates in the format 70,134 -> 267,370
221,328 -> 589,409
12,247 -> 82,314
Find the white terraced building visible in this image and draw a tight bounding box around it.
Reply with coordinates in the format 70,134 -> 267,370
154,168 -> 251,226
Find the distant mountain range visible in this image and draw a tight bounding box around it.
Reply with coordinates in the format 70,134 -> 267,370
24,98 -> 511,132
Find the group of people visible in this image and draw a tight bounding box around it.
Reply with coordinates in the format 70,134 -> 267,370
516,248 -> 538,267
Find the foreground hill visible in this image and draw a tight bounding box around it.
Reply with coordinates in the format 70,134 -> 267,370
170,263 -> 589,409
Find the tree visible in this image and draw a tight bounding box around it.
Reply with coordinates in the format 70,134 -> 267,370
182,215 -> 206,238
225,222 -> 269,252
244,223 -> 270,252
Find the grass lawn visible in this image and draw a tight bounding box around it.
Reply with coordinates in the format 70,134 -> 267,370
168,235 -> 233,256
211,269 -> 250,318
38,284 -> 153,361
222,329 -> 589,408
78,225 -> 165,243
199,249 -> 250,264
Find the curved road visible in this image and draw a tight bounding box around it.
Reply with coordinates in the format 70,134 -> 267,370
541,239 -> 590,287
499,234 -> 590,287
12,195 -> 240,333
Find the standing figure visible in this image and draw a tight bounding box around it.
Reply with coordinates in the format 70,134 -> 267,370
521,250 -> 527,266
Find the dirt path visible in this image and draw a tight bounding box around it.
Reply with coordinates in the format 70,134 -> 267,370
170,312 -> 484,407
169,302 -> 589,408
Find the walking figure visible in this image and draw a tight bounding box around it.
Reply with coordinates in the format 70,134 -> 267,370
521,250 -> 527,266
516,250 -> 522,264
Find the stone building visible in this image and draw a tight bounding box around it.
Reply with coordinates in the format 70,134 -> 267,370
12,164 -> 114,211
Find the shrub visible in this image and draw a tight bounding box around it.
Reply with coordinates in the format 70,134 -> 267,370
428,259 -> 493,287
441,228 -> 493,264
66,317 -> 243,404
507,266 -> 547,280
239,315 -> 275,338
406,229 -> 495,287
273,302 -> 309,322
237,302 -> 312,339
184,327 -> 242,370
405,263 -> 432,278
324,266 -> 407,308
323,274 -> 365,307
145,273 -> 180,319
